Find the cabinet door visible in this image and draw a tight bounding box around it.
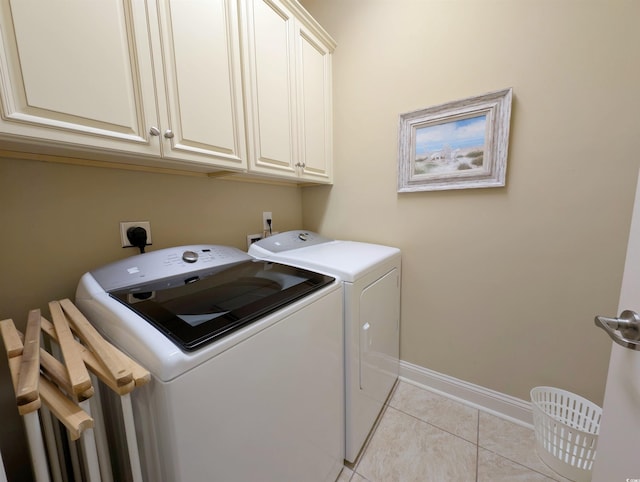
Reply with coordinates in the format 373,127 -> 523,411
242,0 -> 299,179
296,23 -> 333,183
0,0 -> 159,156
153,0 -> 246,170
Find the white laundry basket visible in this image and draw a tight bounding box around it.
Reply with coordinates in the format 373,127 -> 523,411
530,387 -> 602,482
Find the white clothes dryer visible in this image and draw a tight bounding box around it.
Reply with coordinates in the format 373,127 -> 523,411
249,231 -> 401,463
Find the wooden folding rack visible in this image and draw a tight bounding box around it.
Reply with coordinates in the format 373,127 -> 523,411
0,299 -> 150,482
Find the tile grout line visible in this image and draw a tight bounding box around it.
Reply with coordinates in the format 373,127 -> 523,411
397,380 -> 557,481
342,380 -> 568,482
386,403 -> 478,447
475,409 -> 561,481
347,379 -> 402,481
478,445 -> 565,482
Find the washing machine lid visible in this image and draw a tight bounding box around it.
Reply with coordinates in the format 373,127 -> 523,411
107,260 -> 334,351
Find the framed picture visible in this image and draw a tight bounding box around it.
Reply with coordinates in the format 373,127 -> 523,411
397,88 -> 512,192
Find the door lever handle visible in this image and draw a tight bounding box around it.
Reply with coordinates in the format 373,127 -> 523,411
595,310 -> 640,351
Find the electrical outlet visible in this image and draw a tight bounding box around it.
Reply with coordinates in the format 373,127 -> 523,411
262,212 -> 272,232
120,221 -> 152,248
247,233 -> 263,250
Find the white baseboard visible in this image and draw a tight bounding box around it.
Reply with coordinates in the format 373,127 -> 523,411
399,360 -> 534,429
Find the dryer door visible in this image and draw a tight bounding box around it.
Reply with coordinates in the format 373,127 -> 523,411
359,268 -> 400,398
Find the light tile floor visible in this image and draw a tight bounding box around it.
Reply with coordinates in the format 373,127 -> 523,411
336,380 -> 572,482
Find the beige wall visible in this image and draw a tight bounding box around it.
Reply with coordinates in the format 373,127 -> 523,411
0,158 -> 303,322
0,156 -> 303,479
300,0 -> 640,405
2,0 -> 640,477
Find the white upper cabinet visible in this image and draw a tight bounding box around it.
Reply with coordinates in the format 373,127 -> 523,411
152,0 -> 246,169
241,0 -> 335,183
296,21 -> 334,183
0,1 -> 158,155
0,0 -> 333,182
0,0 -> 246,171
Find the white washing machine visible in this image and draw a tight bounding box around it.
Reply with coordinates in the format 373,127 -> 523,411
249,231 -> 401,463
75,245 -> 344,481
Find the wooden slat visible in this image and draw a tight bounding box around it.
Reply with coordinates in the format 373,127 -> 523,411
60,299 -> 133,387
41,317 -> 136,395
2,313 -> 93,439
8,357 -> 41,415
49,301 -> 92,395
2,322 -> 41,414
112,347 -> 151,388
39,374 -> 93,440
9,357 -> 93,439
15,309 -> 41,405
39,346 -> 95,401
13,327 -> 95,401
0,318 -> 24,358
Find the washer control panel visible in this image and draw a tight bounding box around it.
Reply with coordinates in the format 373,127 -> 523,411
91,245 -> 251,292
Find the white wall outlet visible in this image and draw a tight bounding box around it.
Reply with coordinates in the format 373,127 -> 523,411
247,233 -> 263,250
120,221 -> 152,248
262,211 -> 272,232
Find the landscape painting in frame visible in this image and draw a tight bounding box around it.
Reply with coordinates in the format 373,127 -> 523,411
414,114 -> 487,176
397,88 -> 512,192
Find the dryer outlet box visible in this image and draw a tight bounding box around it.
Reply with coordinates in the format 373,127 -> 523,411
247,234 -> 263,250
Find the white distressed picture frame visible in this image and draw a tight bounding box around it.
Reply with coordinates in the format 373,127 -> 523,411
398,88 -> 513,192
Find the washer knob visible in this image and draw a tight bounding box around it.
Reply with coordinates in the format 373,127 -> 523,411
182,250 -> 198,263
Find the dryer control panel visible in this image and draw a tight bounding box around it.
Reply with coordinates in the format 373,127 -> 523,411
250,230 -> 334,254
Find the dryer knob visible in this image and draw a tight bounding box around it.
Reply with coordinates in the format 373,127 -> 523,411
182,250 -> 199,263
